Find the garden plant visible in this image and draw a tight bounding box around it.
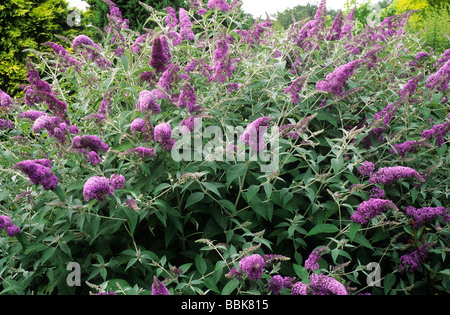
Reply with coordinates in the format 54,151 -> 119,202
0,0 -> 449,295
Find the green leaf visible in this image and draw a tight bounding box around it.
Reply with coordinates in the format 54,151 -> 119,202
331,157 -> 344,175
152,183 -> 171,196
195,254 -> 207,275
98,219 -> 123,236
347,222 -> 361,241
222,279 -> 239,295
218,199 -> 236,213
384,273 -> 396,295
226,163 -> 248,188
202,182 -> 222,198
244,185 -> 259,202
306,224 -> 338,237
185,192 -> 204,208
293,264 -> 309,281
439,269 -> 450,277
53,185 -> 65,202
353,232 -> 374,250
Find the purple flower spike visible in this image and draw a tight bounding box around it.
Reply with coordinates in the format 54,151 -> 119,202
399,242 -> 435,273
308,273 -> 348,295
404,206 -> 450,227
178,82 -> 197,112
316,60 -> 363,96
0,119 -> 14,131
421,121 -> 450,148
151,276 -> 170,295
136,90 -> 161,114
357,161 -> 375,176
14,159 -> 59,190
0,215 -> 20,237
0,90 -> 13,109
305,246 -> 329,271
369,166 -> 425,186
124,147 -> 156,159
83,176 -> 114,202
179,8 -> 195,41
239,116 -> 273,152
154,122 -> 175,151
238,254 -> 265,281
207,0 -> 230,12
268,275 -> 284,295
351,198 -> 398,225
72,135 -> 109,154
109,174 -> 125,190
150,37 -> 171,74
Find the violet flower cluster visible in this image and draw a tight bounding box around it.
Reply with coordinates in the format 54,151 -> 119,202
316,59 -> 363,96
357,161 -> 375,176
72,135 -> 110,166
178,82 -> 197,113
237,19 -> 274,46
267,275 -> 295,295
390,140 -> 432,158
179,8 -> 195,42
284,75 -> 308,104
149,36 -> 172,74
404,206 -> 450,227
398,242 -> 434,273
207,0 -> 230,12
23,59 -> 54,107
398,74 -> 423,98
42,42 -> 81,71
14,159 -> 59,190
326,10 -> 344,41
136,90 -> 161,115
83,174 -> 125,202
426,59 -> 450,92
239,116 -> 273,152
18,110 -> 48,121
151,276 -> 170,295
103,0 -> 129,56
292,0 -> 327,49
32,115 -> 79,143
351,198 -> 398,225
421,121 -> 450,148
305,247 -> 329,271
291,274 -> 348,295
72,35 -> 111,69
124,146 -> 156,159
209,35 -> 238,83
130,116 -> 154,142
0,215 -> 21,237
238,254 -> 265,281
154,122 -> 175,151
0,119 -> 14,131
0,90 -> 13,109
368,166 -> 425,186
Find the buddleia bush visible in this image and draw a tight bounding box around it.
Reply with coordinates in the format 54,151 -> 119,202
0,0 -> 449,295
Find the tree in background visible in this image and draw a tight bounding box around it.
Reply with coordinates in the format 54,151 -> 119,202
343,0 -> 395,27
273,2 -> 337,29
84,0 -> 188,34
391,0 -> 450,53
0,0 -> 81,97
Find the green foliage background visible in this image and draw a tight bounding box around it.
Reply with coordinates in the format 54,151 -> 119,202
84,0 -> 189,34
0,0 -> 82,97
